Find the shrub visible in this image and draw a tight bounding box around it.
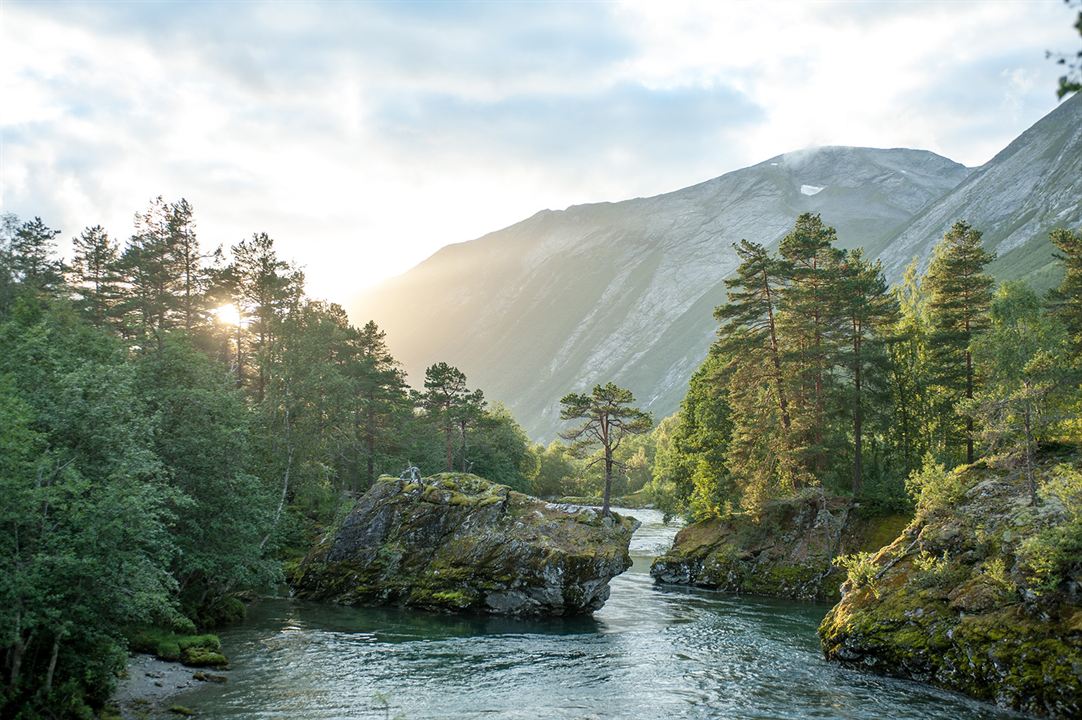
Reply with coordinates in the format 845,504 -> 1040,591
834,551 -> 880,595
905,454 -> 965,515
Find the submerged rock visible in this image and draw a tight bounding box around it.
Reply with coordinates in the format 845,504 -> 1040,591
650,490 -> 908,602
819,454 -> 1082,718
290,473 -> 639,616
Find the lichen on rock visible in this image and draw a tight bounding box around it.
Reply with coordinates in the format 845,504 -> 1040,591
289,473 -> 639,616
649,489 -> 908,602
819,453 -> 1082,719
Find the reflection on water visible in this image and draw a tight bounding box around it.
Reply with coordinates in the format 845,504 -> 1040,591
172,508 -> 1021,719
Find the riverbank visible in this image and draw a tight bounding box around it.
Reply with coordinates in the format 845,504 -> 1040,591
110,654 -> 229,719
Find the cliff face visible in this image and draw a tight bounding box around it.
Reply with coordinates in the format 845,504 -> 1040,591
290,473 -> 639,616
819,453 -> 1082,718
650,491 -> 909,602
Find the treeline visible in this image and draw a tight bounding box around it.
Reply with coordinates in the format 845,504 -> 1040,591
0,200 -> 538,717
650,213 -> 1082,519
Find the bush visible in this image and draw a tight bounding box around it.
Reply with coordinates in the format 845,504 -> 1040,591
834,551 -> 880,594
905,454 -> 965,515
1018,464 -> 1082,593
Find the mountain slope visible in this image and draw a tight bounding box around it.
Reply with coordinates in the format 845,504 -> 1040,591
355,147 -> 969,440
879,93 -> 1082,288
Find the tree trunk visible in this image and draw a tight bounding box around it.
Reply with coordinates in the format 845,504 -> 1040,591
852,333 -> 864,494
459,420 -> 468,472
44,635 -> 60,692
965,345 -> 974,464
444,426 -> 454,472
1024,399 -> 1036,505
602,447 -> 613,517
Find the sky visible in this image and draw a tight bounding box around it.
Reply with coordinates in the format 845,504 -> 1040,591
1,0 -> 1078,306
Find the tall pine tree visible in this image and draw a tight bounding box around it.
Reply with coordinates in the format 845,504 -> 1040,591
925,220 -> 995,464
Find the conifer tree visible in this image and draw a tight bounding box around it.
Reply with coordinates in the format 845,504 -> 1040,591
70,225 -> 123,327
559,382 -> 652,516
777,213 -> 845,481
349,320 -> 410,487
836,249 -> 898,492
421,362 -> 471,471
925,220 -> 996,464
9,217 -> 63,293
715,239 -> 792,435
231,232 -> 303,401
1049,227 -> 1082,355
168,199 -> 205,331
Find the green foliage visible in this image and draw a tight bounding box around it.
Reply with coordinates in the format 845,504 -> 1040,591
1018,464 -> 1082,592
833,551 -> 880,594
560,382 -> 652,514
905,454 -> 965,515
925,220 -> 996,463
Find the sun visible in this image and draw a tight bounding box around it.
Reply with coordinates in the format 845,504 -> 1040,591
213,303 -> 243,326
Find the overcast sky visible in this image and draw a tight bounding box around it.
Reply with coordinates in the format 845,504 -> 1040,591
1,0 -> 1078,305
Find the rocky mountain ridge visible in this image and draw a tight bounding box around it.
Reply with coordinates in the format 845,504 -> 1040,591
354,95 -> 1081,441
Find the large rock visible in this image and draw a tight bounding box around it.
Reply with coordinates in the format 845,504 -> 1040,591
650,490 -> 909,602
819,453 -> 1082,718
290,473 -> 639,616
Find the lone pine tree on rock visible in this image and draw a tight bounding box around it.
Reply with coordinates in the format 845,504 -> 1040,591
559,382 -> 652,516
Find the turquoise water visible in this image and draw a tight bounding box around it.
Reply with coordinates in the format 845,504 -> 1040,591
172,509 -> 1021,719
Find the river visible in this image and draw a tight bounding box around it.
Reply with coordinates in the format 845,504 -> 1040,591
169,508 -> 1022,719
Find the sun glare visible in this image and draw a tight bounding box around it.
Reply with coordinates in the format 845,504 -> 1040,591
214,303 -> 243,326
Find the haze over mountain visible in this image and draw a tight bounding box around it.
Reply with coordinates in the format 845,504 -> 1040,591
355,95 -> 1082,441
880,93 -> 1082,288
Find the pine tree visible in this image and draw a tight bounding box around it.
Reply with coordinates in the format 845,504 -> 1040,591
69,225 -> 123,327
715,239 -> 792,435
421,362 -> 470,472
777,213 -> 845,481
231,232 -> 303,401
835,248 -> 898,493
559,382 -> 652,516
168,199 -> 205,331
9,217 -> 63,293
1049,227 -> 1082,355
925,220 -> 996,464
349,320 -> 410,488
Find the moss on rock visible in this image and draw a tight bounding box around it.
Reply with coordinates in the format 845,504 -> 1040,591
819,454 -> 1082,718
290,473 -> 639,616
650,489 -> 909,602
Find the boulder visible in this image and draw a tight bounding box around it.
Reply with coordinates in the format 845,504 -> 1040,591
650,489 -> 909,602
290,473 -> 639,616
819,454 -> 1082,719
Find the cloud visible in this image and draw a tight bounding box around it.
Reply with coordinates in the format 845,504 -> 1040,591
1,0 -> 1077,305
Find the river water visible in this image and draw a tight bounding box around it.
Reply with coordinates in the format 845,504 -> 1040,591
171,508 -> 1021,719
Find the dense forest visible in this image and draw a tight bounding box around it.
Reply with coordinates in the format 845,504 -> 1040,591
647,214 -> 1082,522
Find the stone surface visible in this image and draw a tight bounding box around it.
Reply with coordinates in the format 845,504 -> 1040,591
650,490 -> 908,602
819,454 -> 1082,719
290,473 -> 639,616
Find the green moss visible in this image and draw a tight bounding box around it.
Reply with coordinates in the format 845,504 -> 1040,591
180,646 -> 229,668
129,628 -> 223,664
168,705 -> 195,716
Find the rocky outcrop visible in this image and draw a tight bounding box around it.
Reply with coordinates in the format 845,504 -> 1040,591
819,454 -> 1082,718
650,491 -> 909,602
290,473 -> 639,616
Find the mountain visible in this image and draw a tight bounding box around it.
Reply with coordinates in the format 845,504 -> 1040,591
354,147 -> 969,440
354,96 -> 1081,442
879,93 -> 1082,287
